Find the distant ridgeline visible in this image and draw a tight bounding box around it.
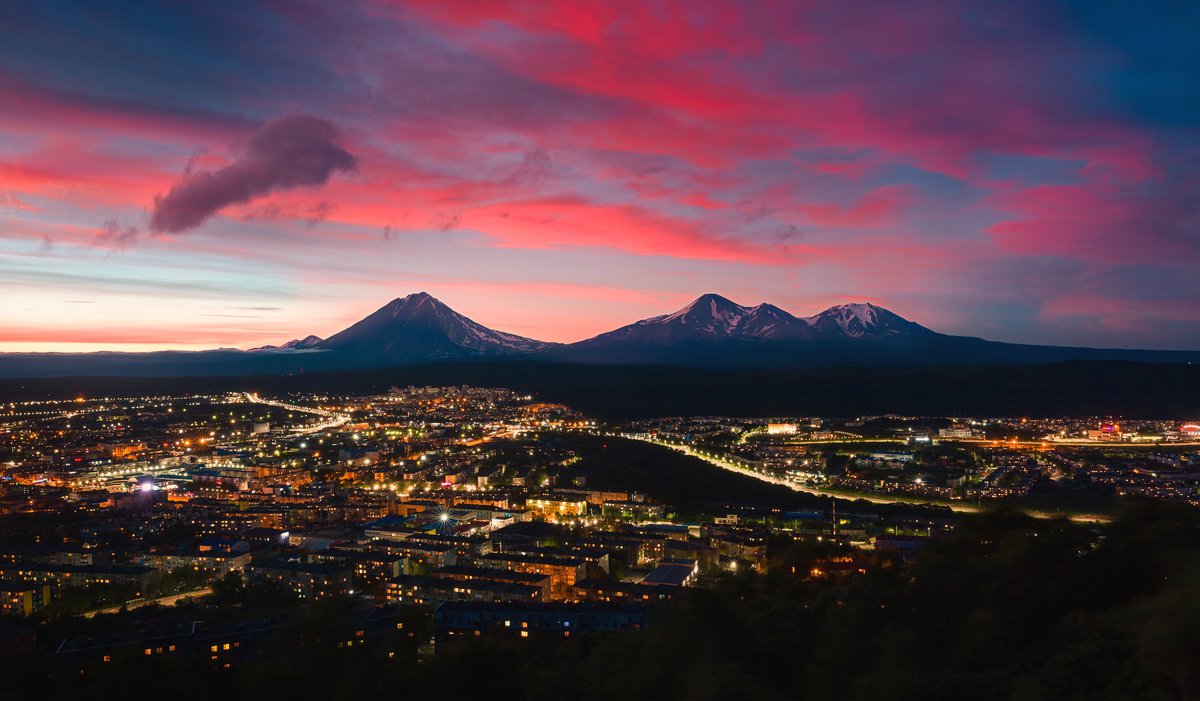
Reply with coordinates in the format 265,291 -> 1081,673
2,292 -> 1199,379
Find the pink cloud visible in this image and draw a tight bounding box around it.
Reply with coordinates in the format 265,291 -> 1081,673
795,185 -> 913,229
4,1 -> 1198,351
986,182 -> 1198,264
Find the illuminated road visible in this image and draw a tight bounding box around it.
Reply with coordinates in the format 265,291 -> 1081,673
462,428 -> 519,446
619,433 -> 1111,523
83,587 -> 212,618
242,392 -> 349,433
745,437 -> 902,446
621,432 -> 970,507
740,435 -> 1200,449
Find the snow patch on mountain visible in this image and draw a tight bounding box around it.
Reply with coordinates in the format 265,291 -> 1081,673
803,302 -> 927,338
571,294 -> 931,353
249,335 -> 324,352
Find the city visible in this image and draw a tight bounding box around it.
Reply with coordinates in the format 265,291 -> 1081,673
1,385 -> 1198,697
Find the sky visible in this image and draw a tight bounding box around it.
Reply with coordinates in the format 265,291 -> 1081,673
2,0 -> 1199,352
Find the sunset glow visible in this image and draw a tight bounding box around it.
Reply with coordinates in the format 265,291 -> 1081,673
2,1 -> 1198,351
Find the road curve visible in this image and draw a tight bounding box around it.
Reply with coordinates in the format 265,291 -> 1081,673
619,433 -> 1110,523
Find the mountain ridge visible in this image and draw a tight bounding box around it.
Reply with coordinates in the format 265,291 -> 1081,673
250,335 -> 324,352
1,292 -> 1198,377
318,292 -> 558,360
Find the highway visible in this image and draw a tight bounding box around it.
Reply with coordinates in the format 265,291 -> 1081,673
740,435 -> 1200,449
242,392 -> 350,433
620,432 -> 1111,523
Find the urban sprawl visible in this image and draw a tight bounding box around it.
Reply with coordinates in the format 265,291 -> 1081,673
0,386 -> 1197,670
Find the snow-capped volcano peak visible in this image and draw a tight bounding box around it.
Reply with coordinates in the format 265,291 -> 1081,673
381,291 -> 437,315
600,295 -> 929,343
320,292 -> 557,358
658,293 -> 754,333
259,292 -> 931,365
805,302 -> 929,338
592,293 -> 809,342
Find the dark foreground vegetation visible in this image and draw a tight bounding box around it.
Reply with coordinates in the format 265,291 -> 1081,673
3,501 -> 1196,701
2,360 -> 1200,420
